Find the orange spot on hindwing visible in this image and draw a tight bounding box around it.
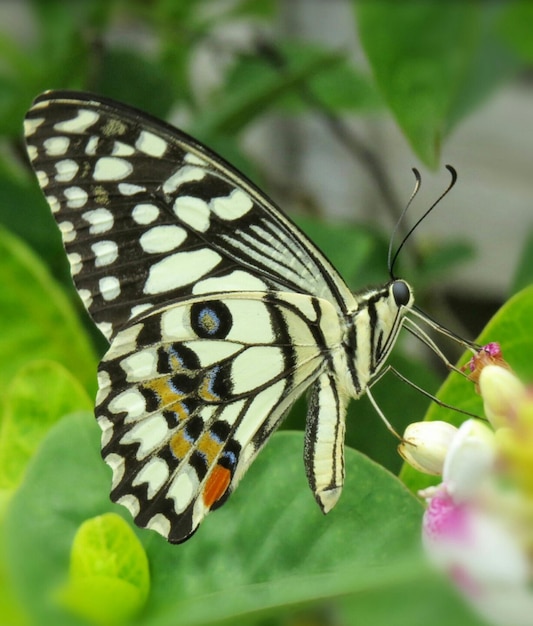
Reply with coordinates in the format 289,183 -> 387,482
203,465 -> 232,509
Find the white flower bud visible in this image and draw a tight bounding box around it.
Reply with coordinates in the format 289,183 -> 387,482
478,365 -> 525,429
399,421 -> 458,475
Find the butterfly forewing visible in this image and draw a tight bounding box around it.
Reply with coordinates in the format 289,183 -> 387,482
24,91 -> 356,341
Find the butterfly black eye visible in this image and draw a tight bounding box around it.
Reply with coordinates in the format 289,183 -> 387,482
392,280 -> 411,307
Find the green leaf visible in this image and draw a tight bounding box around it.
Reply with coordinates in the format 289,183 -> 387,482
5,412 -> 437,626
0,166 -> 68,275
0,360 -> 92,491
58,513 -> 150,626
499,0 -> 533,61
193,48 -> 343,137
225,43 -> 381,114
415,240 -> 475,289
510,227 -> 533,295
355,1 -> 480,166
93,48 -> 176,120
401,285 -> 533,492
0,227 -> 98,398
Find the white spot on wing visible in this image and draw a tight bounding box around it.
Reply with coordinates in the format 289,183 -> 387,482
120,348 -> 158,380
36,171 -> 49,187
117,493 -> 140,517
78,288 -> 93,308
162,166 -> 205,194
108,388 -> 146,419
225,299 -> 276,343
133,457 -> 169,498
46,195 -> 60,213
146,514 -> 170,538
144,249 -> 221,295
106,323 -> 143,358
121,413 -> 169,459
130,303 -> 152,319
99,275 -> 121,300
24,117 -> 45,137
211,189 -> 253,220
173,196 -> 210,232
96,321 -> 113,340
94,157 -> 133,181
59,220 -> 76,241
43,136 -> 70,156
140,225 -> 187,253
119,183 -> 146,196
55,159 -> 79,182
192,270 -> 266,295
105,453 -> 126,487
136,130 -> 167,157
97,415 -> 113,447
112,141 -> 135,156
67,252 -> 82,275
64,186 -> 88,208
233,380 -> 285,446
230,346 -> 284,394
160,307 -> 188,342
168,470 -> 197,514
82,208 -> 114,234
92,240 -> 118,267
132,203 -> 159,224
183,340 -> 242,367
54,109 -> 99,133
26,145 -> 37,161
184,152 -> 207,166
96,370 -> 111,404
85,135 -> 98,155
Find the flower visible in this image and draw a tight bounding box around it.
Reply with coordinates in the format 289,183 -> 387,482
402,345 -> 533,626
398,421 -> 457,475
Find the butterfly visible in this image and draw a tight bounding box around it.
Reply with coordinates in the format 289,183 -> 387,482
24,91 -> 421,544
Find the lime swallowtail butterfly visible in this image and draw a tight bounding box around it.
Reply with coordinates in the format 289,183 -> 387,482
24,91 -> 463,543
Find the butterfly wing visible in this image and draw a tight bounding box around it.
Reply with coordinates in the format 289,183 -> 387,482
24,91 -> 356,341
97,291 -> 343,542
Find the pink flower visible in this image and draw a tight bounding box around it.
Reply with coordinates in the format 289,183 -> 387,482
402,355 -> 533,626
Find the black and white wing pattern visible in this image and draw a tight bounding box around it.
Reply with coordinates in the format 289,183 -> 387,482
24,91 -> 375,543
24,91 -> 356,341
97,291 -> 344,542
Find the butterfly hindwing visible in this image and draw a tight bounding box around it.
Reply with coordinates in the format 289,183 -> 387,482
24,91 -> 356,341
96,291 -> 343,542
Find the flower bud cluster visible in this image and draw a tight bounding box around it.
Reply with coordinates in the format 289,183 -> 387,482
400,345 -> 533,626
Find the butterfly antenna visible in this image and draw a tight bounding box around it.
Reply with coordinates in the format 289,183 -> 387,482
388,165 -> 458,279
387,168 -> 422,279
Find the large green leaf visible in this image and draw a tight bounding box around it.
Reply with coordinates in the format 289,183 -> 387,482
3,411 -> 435,626
0,360 -> 91,492
0,228 -> 97,398
355,1 -> 480,166
401,286 -> 533,492
5,411 -> 485,625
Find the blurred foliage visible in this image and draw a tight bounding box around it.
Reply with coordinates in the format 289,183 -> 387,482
0,0 -> 531,625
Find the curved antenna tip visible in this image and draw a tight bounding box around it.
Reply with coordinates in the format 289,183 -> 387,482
445,164 -> 458,183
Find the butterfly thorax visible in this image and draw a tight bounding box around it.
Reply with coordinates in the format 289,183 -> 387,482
339,280 -> 414,400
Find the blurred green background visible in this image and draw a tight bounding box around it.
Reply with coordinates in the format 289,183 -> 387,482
0,1 -> 532,625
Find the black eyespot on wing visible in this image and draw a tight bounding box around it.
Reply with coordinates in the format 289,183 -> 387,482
392,280 -> 411,307
190,301 -> 232,339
